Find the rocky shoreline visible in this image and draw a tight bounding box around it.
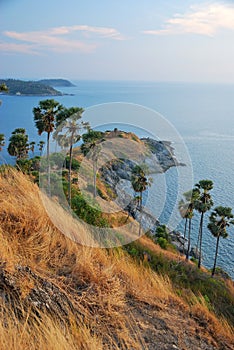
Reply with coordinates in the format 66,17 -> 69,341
100,137 -> 189,251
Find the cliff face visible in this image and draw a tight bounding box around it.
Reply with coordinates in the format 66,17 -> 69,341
99,137 -> 180,234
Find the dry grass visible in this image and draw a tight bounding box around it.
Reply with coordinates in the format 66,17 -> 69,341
0,167 -> 233,349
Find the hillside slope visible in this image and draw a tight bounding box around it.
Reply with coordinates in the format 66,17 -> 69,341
0,167 -> 233,350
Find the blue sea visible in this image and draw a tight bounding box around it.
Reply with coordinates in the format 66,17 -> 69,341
1,80 -> 234,278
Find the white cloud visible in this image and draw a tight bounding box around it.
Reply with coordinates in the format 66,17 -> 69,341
143,3 -> 234,36
0,42 -> 39,55
1,24 -> 125,55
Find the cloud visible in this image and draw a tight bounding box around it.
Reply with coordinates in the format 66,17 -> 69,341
143,3 -> 234,36
1,24 -> 125,55
0,42 -> 39,55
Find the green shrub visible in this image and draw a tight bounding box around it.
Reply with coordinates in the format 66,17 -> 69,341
72,193 -> 109,227
157,237 -> 168,249
65,156 -> 80,170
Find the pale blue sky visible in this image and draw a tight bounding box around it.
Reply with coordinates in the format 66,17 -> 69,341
1,0 -> 234,82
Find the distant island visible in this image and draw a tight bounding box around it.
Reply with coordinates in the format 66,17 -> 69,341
0,79 -> 75,96
38,79 -> 76,87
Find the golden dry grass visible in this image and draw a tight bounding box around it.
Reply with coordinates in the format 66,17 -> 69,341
0,167 -> 233,349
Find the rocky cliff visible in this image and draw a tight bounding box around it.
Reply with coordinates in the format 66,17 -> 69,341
100,137 -> 183,235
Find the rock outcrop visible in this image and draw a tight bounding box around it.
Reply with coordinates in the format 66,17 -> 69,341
99,137 -> 184,240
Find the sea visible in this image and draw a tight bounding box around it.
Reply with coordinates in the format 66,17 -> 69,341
1,80 -> 234,278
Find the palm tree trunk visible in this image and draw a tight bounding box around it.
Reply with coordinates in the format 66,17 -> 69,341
186,218 -> 192,260
93,160 -> 97,198
212,235 -> 220,277
183,217 -> 188,255
68,143 -> 73,207
47,132 -> 51,196
138,193 -> 142,237
198,212 -> 204,269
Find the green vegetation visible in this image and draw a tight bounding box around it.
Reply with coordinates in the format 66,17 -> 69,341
208,206 -> 234,277
0,79 -> 63,96
7,128 -> 29,160
54,107 -> 89,206
131,165 -> 150,236
155,225 -> 170,249
38,79 -> 75,87
179,188 -> 200,259
125,239 -> 234,325
194,180 -> 214,269
72,193 -> 109,227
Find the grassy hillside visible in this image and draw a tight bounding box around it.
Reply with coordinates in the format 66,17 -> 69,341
0,167 -> 233,349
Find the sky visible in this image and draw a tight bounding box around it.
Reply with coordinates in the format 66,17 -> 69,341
1,0 -> 234,82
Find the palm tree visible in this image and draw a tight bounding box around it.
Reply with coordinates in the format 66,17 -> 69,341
55,106 -> 84,128
195,179 -> 213,269
33,99 -> 63,193
29,141 -> 36,156
208,206 -> 234,277
0,134 -> 5,152
131,165 -> 150,236
89,141 -> 101,198
33,99 -> 63,160
7,128 -> 29,160
38,140 -> 45,156
81,129 -> 104,198
56,111 -> 89,206
179,188 -> 200,259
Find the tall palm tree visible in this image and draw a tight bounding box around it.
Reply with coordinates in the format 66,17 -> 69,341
195,179 -> 213,269
208,206 -> 234,277
54,107 -> 84,151
29,141 -> 36,156
0,134 -> 5,152
179,188 -> 200,259
33,99 -> 63,160
131,165 -> 150,236
33,99 -> 63,193
56,111 -> 89,207
38,140 -> 45,156
89,141 -> 101,198
81,129 -> 104,198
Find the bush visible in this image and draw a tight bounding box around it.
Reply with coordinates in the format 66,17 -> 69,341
157,237 -> 168,249
65,156 -> 80,171
72,193 -> 109,227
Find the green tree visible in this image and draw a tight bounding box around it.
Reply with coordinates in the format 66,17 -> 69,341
89,141 -> 101,198
38,140 -> 45,156
155,225 -> 169,249
81,129 -> 104,155
33,99 -> 63,193
195,180 -> 213,269
33,99 -> 63,160
29,141 -> 36,156
55,106 -> 84,128
81,129 -> 104,198
208,206 -> 234,277
131,165 -> 150,236
179,188 -> 200,260
55,109 -> 89,206
7,128 -> 29,160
